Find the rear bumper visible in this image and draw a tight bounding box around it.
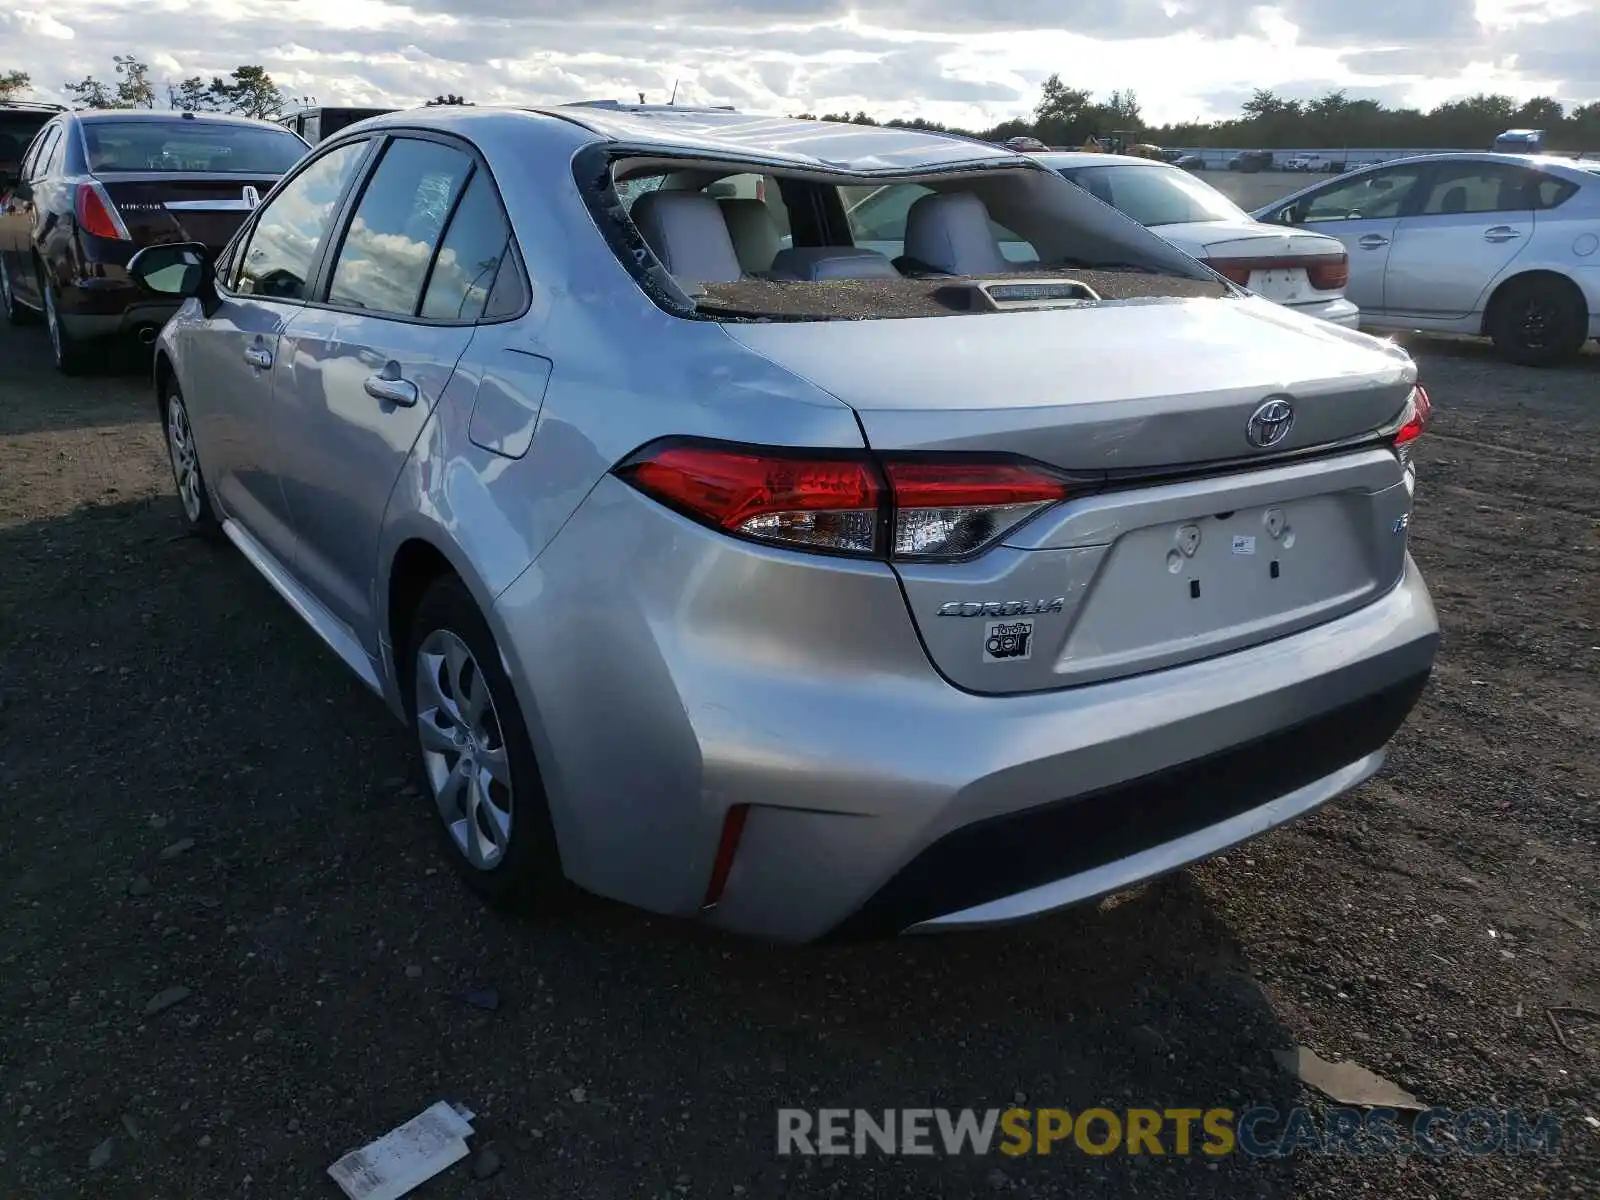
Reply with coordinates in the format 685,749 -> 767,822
57,277 -> 179,339
494,474 -> 1439,943
1285,296 -> 1360,328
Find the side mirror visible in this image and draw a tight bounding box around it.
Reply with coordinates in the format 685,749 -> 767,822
128,242 -> 211,299
1278,205 -> 1303,226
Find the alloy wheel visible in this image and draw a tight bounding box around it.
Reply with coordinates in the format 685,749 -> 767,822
414,629 -> 514,871
165,395 -> 203,522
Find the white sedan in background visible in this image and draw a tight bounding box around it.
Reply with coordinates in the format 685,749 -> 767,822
1034,152 -> 1360,329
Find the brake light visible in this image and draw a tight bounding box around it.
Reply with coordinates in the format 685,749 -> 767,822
1391,385 -> 1431,469
1306,254 -> 1349,290
702,804 -> 749,909
617,441 -> 1078,560
1202,252 -> 1349,292
75,183 -> 129,240
621,444 -> 883,555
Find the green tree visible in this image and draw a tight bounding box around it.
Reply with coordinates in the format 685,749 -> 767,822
63,74 -> 116,109
426,93 -> 472,106
207,65 -> 285,120
63,55 -> 155,109
168,76 -> 219,112
0,69 -> 30,102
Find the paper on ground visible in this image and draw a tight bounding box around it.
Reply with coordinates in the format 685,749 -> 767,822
327,1101 -> 477,1200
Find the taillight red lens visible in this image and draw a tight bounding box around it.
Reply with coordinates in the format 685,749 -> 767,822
619,443 -> 1079,560
1306,254 -> 1349,290
1202,258 -> 1253,286
1203,252 -> 1349,292
75,184 -> 128,240
884,461 -> 1068,558
620,444 -> 883,555
1394,385 -> 1430,449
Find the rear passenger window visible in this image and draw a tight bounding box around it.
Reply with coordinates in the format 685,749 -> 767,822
328,137 -> 472,317
236,140 -> 367,300
1530,172 -> 1578,210
419,169 -> 511,321
27,127 -> 61,181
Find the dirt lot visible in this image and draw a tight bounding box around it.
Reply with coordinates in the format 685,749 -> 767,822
0,318 -> 1596,1200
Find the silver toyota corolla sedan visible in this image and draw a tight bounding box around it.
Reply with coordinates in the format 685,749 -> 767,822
129,103 -> 1440,943
1255,151 -> 1600,366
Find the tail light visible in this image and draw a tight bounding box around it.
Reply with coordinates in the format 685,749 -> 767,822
1202,252 -> 1349,292
75,183 -> 130,240
1306,254 -> 1349,290
616,441 -> 1081,561
1389,385 -> 1431,469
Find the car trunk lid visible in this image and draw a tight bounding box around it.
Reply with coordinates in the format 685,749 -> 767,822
94,173 -> 276,251
1158,220 -> 1350,303
721,294 -> 1419,693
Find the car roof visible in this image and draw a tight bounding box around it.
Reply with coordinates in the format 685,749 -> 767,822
71,109 -> 293,132
339,103 -> 1025,175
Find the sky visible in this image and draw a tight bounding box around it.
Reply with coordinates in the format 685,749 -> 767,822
3,0 -> 1599,129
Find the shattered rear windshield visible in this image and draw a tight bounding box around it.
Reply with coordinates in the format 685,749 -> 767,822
600,159 -> 1232,321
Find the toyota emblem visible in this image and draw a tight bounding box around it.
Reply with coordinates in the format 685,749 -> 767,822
1246,398 -> 1295,449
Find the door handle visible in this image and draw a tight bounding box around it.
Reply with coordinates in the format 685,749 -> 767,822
364,373 -> 419,407
243,346 -> 272,370
1483,226 -> 1521,242
1357,234 -> 1390,249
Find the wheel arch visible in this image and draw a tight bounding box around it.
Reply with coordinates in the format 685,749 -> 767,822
154,348 -> 177,417
381,528 -> 504,716
1479,268 -> 1589,336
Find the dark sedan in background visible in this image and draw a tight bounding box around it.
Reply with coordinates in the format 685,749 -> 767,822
0,109 -> 308,373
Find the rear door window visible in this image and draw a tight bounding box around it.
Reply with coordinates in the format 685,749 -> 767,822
235,139 -> 368,300
1415,163 -> 1534,216
26,126 -> 61,181
326,136 -> 473,317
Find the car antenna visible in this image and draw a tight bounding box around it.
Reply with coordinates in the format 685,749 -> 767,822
669,79 -> 679,106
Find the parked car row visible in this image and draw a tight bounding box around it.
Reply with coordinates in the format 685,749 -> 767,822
0,107 -> 309,371
117,102 -> 1441,940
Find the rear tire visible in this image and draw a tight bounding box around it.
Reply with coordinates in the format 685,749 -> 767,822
1,256 -> 36,326
42,277 -> 93,376
406,575 -> 569,912
1487,275 -> 1588,367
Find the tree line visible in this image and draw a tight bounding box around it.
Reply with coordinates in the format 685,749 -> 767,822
8,60 -> 1599,151
0,58 -> 472,120
817,75 -> 1600,153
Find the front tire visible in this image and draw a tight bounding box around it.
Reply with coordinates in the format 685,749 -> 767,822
43,277 -> 92,376
163,387 -> 221,538
1487,275 -> 1588,367
407,576 -> 568,911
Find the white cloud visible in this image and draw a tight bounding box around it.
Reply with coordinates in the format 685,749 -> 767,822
2,1 -> 1596,126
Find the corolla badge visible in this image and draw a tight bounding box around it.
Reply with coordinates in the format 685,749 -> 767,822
1245,397 -> 1295,449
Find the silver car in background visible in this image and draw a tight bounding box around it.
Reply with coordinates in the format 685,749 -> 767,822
130,104 -> 1439,943
1256,151 -> 1600,365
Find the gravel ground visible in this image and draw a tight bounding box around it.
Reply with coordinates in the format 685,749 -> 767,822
0,319 -> 1596,1200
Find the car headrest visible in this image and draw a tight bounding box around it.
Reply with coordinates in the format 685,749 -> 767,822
718,198 -> 783,274
766,246 -> 901,282
903,191 -> 1012,276
1438,186 -> 1468,215
630,191 -> 744,283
